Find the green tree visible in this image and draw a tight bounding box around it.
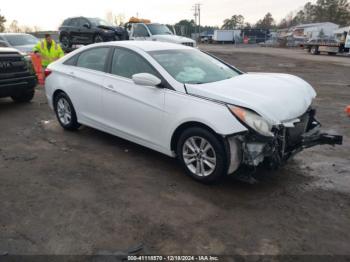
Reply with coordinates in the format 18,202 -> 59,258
280,0 -> 350,27
174,19 -> 196,36
313,0 -> 350,26
255,13 -> 276,29
0,11 -> 6,32
222,15 -> 245,29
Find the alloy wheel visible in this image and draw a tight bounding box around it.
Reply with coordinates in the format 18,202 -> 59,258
57,97 -> 72,125
182,136 -> 217,177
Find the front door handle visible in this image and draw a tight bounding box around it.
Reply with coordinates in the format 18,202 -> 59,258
105,84 -> 118,93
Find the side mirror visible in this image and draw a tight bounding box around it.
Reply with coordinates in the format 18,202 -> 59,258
132,73 -> 162,87
83,23 -> 90,29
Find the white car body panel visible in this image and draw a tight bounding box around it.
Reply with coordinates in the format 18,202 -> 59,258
150,35 -> 195,45
129,23 -> 196,47
186,73 -> 316,125
45,41 -> 317,159
45,42 -> 246,156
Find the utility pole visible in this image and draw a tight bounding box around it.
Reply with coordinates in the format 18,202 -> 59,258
192,3 -> 202,40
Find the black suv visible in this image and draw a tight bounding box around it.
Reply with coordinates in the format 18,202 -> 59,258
0,47 -> 37,102
59,17 -> 126,49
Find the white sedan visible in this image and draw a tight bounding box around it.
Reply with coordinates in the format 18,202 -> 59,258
45,41 -> 342,183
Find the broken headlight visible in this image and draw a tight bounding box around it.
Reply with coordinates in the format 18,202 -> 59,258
228,105 -> 274,137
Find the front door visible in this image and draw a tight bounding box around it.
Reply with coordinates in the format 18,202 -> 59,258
102,47 -> 165,147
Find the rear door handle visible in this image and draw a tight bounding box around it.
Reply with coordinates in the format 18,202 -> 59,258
68,71 -> 75,78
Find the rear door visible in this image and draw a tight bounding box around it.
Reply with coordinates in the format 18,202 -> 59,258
77,18 -> 93,44
69,18 -> 81,43
64,47 -> 111,124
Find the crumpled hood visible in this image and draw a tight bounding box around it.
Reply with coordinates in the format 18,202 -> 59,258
97,25 -> 124,33
152,34 -> 195,44
185,73 -> 317,125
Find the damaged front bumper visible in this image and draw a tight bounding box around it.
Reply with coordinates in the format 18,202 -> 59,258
227,108 -> 343,173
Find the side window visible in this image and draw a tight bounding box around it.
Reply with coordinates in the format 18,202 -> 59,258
76,47 -> 109,72
111,48 -> 158,79
62,19 -> 71,26
0,41 -> 8,47
63,55 -> 78,66
76,18 -> 84,27
133,25 -> 149,37
78,18 -> 88,28
69,18 -> 78,27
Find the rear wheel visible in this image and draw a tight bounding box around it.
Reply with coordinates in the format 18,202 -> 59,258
54,92 -> 80,131
94,34 -> 104,43
310,46 -> 319,55
176,127 -> 227,183
11,88 -> 35,103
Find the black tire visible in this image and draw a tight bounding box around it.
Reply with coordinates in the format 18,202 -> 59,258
54,92 -> 80,131
11,88 -> 35,103
60,35 -> 72,49
310,46 -> 319,55
94,34 -> 104,43
176,127 -> 227,183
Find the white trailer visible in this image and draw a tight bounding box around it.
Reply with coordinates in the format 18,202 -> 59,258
213,30 -> 241,42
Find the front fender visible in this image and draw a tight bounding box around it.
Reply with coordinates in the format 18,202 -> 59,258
163,90 -> 248,152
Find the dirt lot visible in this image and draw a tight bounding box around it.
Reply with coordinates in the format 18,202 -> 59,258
0,46 -> 349,256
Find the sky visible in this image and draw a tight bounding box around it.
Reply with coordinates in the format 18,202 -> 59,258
1,0 -> 315,30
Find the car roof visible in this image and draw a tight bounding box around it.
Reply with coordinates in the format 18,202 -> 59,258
101,41 -> 192,52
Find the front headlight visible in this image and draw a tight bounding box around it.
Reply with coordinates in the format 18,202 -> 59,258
228,105 -> 273,137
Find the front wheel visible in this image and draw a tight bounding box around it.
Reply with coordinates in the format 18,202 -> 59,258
176,127 -> 227,183
54,92 -> 80,131
11,88 -> 35,103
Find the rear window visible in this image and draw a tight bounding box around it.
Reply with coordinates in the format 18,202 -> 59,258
76,47 -> 110,72
62,19 -> 71,26
3,34 -> 38,47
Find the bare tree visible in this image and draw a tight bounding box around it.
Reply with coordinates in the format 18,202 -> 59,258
8,20 -> 22,33
106,11 -> 114,25
114,13 -> 126,26
0,10 -> 7,32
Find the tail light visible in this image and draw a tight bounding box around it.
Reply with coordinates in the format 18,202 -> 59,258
44,68 -> 52,77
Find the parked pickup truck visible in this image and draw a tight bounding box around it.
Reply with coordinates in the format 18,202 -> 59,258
0,47 -> 37,102
128,23 -> 196,47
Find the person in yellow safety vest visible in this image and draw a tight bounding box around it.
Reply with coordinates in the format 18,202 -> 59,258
33,34 -> 64,67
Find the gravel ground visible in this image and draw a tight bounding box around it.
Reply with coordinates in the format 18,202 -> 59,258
0,46 -> 349,257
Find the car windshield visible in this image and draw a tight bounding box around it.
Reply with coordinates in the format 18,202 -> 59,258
90,18 -> 113,27
149,49 -> 240,84
147,24 -> 173,35
3,34 -> 38,46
